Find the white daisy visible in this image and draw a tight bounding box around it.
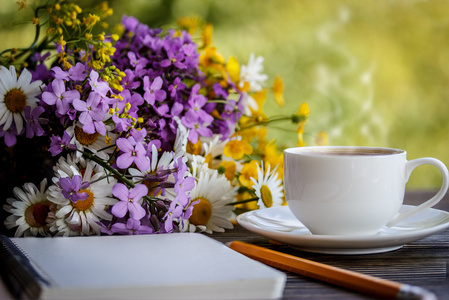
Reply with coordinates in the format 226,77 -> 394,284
240,93 -> 259,116
183,170 -> 236,234
3,179 -> 54,237
187,154 -> 213,179
47,155 -> 117,236
66,123 -> 117,160
0,66 -> 43,134
251,163 -> 284,209
202,134 -> 229,169
239,53 -> 268,92
173,117 -> 189,160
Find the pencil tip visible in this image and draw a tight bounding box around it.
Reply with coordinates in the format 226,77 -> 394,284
397,284 -> 437,300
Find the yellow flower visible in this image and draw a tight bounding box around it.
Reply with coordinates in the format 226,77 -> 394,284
239,160 -> 259,188
83,14 -> 100,29
202,23 -> 213,48
297,102 -> 310,118
297,132 -> 306,147
238,116 -> 258,142
223,140 -> 253,160
234,190 -> 259,211
177,16 -> 201,35
199,47 -> 225,71
263,143 -> 283,178
226,56 -> 240,85
273,76 -> 284,107
218,160 -> 237,182
296,102 -> 310,138
249,89 -> 268,121
17,0 -> 28,10
256,126 -> 268,150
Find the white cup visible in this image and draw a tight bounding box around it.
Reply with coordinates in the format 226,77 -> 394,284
283,146 -> 449,236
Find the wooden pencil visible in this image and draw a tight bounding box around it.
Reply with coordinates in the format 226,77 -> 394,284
227,241 -> 436,300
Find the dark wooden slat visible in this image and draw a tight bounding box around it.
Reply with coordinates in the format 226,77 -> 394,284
210,190 -> 449,299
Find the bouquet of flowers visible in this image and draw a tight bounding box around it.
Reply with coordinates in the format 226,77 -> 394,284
1,0 -> 314,237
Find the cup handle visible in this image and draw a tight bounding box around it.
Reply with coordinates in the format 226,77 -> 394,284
386,158 -> 449,227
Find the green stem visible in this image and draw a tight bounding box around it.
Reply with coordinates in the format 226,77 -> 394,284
227,197 -> 259,206
238,114 -> 303,131
81,150 -> 161,204
81,150 -> 135,188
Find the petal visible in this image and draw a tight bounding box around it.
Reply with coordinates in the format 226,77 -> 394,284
129,184 -> 148,200
111,201 -> 128,218
17,69 -> 32,89
72,99 -> 87,111
134,155 -> 150,171
151,76 -> 163,90
129,202 -> 146,220
116,152 -> 133,169
79,111 -> 92,125
13,113 -> 23,134
62,90 -> 80,102
116,138 -> 133,152
42,91 -> 59,105
52,79 -> 65,96
112,183 -> 129,201
82,122 -> 95,134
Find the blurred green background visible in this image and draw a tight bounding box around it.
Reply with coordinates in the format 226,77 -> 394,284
1,0 -> 449,189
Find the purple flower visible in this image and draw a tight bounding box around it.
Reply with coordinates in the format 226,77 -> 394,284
129,127 -> 147,143
173,157 -> 195,206
121,15 -> 140,32
116,137 -> 150,171
0,123 -> 22,147
187,84 -> 213,123
111,183 -> 148,220
174,176 -> 195,206
182,43 -> 199,69
168,77 -> 186,99
108,219 -> 154,235
24,106 -> 46,138
42,79 -> 80,115
48,131 -> 76,156
89,70 -> 110,98
73,92 -> 107,135
181,109 -> 213,143
163,202 -> 183,233
160,49 -> 186,69
52,63 -> 86,81
122,69 -> 141,90
213,83 -> 228,99
60,175 -> 90,203
143,76 -> 166,105
128,52 -> 148,77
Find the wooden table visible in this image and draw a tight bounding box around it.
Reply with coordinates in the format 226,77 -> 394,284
211,190 -> 449,299
0,190 -> 447,299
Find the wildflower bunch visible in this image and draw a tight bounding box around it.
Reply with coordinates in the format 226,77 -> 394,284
1,1 -> 317,237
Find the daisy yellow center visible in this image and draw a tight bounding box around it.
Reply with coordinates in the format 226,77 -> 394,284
25,201 -> 51,227
260,184 -> 273,208
5,88 -> 27,113
186,139 -> 202,155
143,175 -> 162,197
190,197 -> 212,226
74,126 -> 99,146
71,189 -> 94,211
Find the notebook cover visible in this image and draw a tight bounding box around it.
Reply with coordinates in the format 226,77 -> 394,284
3,233 -> 285,299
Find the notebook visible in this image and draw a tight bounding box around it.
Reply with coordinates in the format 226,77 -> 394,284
0,233 -> 286,300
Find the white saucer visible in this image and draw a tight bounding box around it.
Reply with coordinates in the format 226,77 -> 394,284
236,205 -> 449,255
